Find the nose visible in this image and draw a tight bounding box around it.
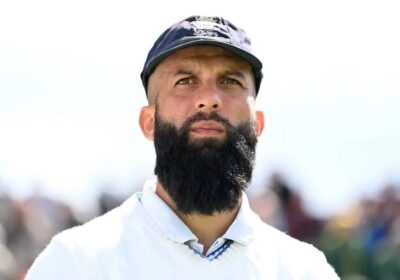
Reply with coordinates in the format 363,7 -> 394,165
194,83 -> 222,112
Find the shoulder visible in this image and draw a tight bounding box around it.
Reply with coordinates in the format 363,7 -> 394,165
249,221 -> 339,279
26,193 -> 143,279
249,220 -> 311,252
57,193 -> 142,252
239,195 -> 328,260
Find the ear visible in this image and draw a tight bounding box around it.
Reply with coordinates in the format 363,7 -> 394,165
255,111 -> 264,136
139,106 -> 155,141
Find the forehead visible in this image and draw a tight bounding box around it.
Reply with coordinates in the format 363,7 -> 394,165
155,45 -> 253,73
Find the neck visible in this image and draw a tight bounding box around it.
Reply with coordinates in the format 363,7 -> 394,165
155,181 -> 241,254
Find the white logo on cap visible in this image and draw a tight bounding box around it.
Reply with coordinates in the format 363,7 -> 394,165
192,16 -> 219,37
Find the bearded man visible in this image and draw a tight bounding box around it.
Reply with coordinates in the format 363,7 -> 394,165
26,16 -> 339,279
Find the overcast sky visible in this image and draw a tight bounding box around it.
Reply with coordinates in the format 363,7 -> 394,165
1,0 -> 399,217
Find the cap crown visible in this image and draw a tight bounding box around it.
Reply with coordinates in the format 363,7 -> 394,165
141,16 -> 263,96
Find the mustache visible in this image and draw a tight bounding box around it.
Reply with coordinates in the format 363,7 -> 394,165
180,112 -> 233,133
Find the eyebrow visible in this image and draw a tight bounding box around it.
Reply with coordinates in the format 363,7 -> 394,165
222,69 -> 246,79
174,69 -> 195,76
173,68 -> 247,79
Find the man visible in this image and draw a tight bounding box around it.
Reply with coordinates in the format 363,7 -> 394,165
26,16 -> 339,279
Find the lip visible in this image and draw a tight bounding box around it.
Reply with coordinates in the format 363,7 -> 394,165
189,120 -> 225,138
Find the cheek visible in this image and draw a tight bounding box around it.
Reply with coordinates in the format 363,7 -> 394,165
156,97 -> 192,127
227,98 -> 254,124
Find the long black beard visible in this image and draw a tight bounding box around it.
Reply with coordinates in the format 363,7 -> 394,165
153,110 -> 258,215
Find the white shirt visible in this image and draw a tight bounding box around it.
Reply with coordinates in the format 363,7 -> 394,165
25,180 -> 340,279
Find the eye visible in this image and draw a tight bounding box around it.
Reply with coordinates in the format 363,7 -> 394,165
176,77 -> 194,85
221,78 -> 241,85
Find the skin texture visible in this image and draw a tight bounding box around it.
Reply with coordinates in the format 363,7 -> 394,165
139,45 -> 264,253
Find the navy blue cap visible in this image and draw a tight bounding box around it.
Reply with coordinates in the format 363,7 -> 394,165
140,16 -> 263,97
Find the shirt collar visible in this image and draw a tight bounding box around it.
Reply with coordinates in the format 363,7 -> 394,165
140,180 -> 197,244
139,179 -> 260,246
222,193 -> 261,245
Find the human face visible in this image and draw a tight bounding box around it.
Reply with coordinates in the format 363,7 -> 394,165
142,45 -> 263,143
